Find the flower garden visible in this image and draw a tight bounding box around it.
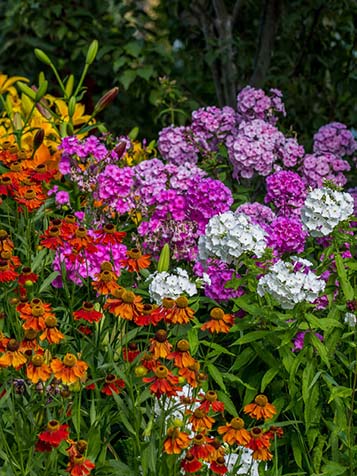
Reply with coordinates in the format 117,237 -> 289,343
0,42 -> 356,476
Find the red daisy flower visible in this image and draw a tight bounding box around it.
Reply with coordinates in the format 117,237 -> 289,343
73,302 -> 103,323
143,364 -> 181,398
101,374 -> 125,395
38,420 -> 69,447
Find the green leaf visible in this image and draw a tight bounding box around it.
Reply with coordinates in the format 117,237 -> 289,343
224,373 -> 256,390
217,391 -> 238,417
119,70 -> 137,90
232,331 -> 271,345
201,340 -> 235,357
291,432 -> 303,468
187,327 -> 199,356
328,386 -> 353,404
124,41 -> 143,57
39,271 -> 59,294
261,368 -> 279,392
321,462 -> 347,475
136,65 -> 155,81
335,252 -> 354,301
207,364 -> 227,392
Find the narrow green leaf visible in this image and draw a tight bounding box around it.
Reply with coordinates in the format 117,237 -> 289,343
261,368 -> 279,392
39,271 -> 59,293
335,252 -> 354,301
207,364 -> 227,392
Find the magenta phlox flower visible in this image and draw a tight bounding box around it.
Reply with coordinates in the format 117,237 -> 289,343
265,171 -> 307,216
292,331 -> 324,352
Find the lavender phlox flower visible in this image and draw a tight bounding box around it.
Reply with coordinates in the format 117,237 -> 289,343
236,86 -> 286,124
226,119 -> 285,179
301,153 -> 350,188
158,125 -> 199,165
313,122 -> 356,157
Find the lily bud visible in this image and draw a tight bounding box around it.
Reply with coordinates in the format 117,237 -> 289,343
86,40 -> 99,65
33,129 -> 45,151
157,243 -> 170,273
17,82 -> 36,101
93,87 -> 119,113
68,96 -> 77,118
34,48 -> 52,66
65,74 -> 75,97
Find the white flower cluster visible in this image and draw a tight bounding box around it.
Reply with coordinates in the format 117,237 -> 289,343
198,211 -> 267,264
148,268 -> 197,304
301,187 -> 354,237
344,312 -> 357,328
257,257 -> 326,309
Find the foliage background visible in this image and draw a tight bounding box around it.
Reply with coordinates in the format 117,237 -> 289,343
0,0 -> 356,141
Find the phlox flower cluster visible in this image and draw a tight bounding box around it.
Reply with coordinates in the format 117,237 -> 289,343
277,137 -> 305,168
300,152 -> 350,188
157,126 -> 199,165
95,165 -> 135,214
265,171 -> 307,216
257,257 -> 326,309
198,211 -> 267,265
236,202 -> 276,229
193,259 -> 244,301
134,162 -> 233,260
236,86 -> 286,124
313,122 -> 356,157
191,105 -> 238,152
226,119 -> 285,179
58,135 -> 122,192
267,216 -> 307,256
301,187 -> 354,237
148,268 -> 198,304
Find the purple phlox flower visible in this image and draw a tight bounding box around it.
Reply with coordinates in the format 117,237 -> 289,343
292,331 -> 324,352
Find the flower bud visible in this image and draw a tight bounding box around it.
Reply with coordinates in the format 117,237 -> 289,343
94,87 -> 119,114
34,49 -> 52,66
86,40 -> 99,65
33,129 -> 45,150
17,81 -> 36,101
35,80 -> 48,101
68,96 -> 76,118
65,74 -> 75,97
157,243 -> 170,273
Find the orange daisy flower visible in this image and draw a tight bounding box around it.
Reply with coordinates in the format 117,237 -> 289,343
17,298 -> 55,332
134,303 -> 159,326
210,456 -> 228,474
73,302 -> 103,323
120,248 -> 151,273
148,297 -> 174,325
217,417 -> 251,445
149,329 -> 173,359
26,353 -> 52,383
201,307 -> 234,334
206,438 -> 226,463
179,362 -> 200,388
104,288 -> 143,320
66,456 -> 95,476
19,329 -> 39,352
0,259 -> 18,282
68,227 -> 97,254
165,296 -> 195,325
189,433 -> 216,460
17,266 -> 39,287
163,427 -> 191,454
123,342 -> 141,362
94,223 -> 126,245
247,427 -> 273,461
39,225 -> 65,250
166,339 -> 196,368
198,390 -> 225,413
39,315 -> 65,344
91,262 -> 120,295
243,394 -> 277,420
14,184 -> 47,211
0,229 -> 14,253
143,364 -> 181,398
0,339 -> 27,369
0,332 -> 10,353
181,454 -> 202,473
187,408 -> 215,432
101,374 -> 126,395
51,353 -> 88,385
